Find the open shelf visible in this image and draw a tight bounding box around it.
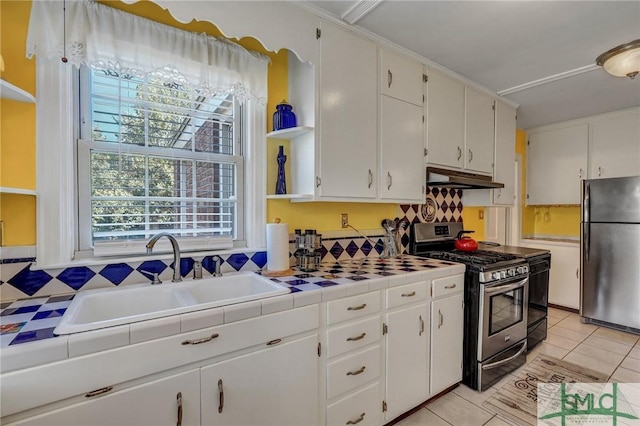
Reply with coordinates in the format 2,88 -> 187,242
266,126 -> 313,140
266,193 -> 313,200
0,187 -> 37,196
1,79 -> 35,103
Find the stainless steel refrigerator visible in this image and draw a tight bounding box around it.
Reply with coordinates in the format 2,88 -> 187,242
580,176 -> 640,332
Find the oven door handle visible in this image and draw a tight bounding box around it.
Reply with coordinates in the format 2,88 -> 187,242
483,277 -> 528,296
481,340 -> 527,371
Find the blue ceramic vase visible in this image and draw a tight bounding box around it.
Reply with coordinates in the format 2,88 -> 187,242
276,145 -> 287,195
273,100 -> 297,131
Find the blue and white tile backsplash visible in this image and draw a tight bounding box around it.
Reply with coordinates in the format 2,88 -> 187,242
0,235 -> 387,302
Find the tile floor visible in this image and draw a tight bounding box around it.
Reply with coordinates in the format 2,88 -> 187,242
396,307 -> 640,426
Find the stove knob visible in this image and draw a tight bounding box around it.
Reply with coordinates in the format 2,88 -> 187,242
491,272 -> 500,280
517,266 -> 526,274
500,271 -> 507,279
507,268 -> 515,277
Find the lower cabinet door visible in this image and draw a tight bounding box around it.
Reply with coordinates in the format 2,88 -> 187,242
385,303 -> 429,422
430,293 -> 464,394
326,382 -> 381,426
6,370 -> 200,426
201,334 -> 319,426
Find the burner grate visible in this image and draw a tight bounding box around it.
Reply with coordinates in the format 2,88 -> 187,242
424,250 -> 517,266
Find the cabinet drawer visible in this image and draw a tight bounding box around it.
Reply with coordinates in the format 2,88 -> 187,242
386,281 -> 427,309
327,292 -> 381,325
327,346 -> 381,400
432,275 -> 464,298
327,317 -> 381,359
326,382 -> 381,426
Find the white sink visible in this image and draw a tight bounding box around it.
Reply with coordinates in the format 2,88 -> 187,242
54,272 -> 290,335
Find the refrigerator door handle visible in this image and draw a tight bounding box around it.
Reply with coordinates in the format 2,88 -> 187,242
583,181 -> 591,261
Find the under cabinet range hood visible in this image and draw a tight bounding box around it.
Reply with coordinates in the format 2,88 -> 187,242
426,167 -> 505,189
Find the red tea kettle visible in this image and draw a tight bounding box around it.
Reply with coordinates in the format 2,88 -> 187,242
455,230 -> 478,252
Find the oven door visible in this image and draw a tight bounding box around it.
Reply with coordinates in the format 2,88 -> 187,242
479,276 -> 528,361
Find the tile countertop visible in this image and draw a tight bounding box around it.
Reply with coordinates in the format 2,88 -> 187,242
0,255 -> 464,373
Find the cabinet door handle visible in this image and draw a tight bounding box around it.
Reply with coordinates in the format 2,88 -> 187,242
444,283 -> 457,289
576,268 -> 579,279
419,315 -> 424,336
387,70 -> 392,88
598,166 -> 602,177
368,169 -> 373,189
438,309 -> 443,329
85,386 -> 113,398
218,379 -> 224,413
347,303 -> 367,311
579,168 -> 583,179
177,392 -> 183,426
346,366 -> 366,376
347,413 -> 366,425
468,148 -> 473,163
457,146 -> 462,161
401,291 -> 416,297
346,332 -> 367,342
316,176 -> 321,188
181,333 -> 219,345
387,172 -> 392,190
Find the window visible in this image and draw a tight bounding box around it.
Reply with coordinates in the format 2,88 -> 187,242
76,67 -> 243,255
27,1 -> 268,266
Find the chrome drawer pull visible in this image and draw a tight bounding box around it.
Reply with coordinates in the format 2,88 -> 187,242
419,315 -> 424,336
177,392 -> 183,426
346,366 -> 366,376
267,338 -> 282,346
85,386 -> 113,398
401,291 -> 416,297
444,283 -> 457,289
346,332 -> 367,342
438,309 -> 443,329
181,333 -> 219,345
347,303 -> 367,311
347,413 -> 366,425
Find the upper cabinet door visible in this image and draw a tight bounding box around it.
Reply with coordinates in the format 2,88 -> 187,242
527,124 -> 588,205
425,68 -> 465,169
379,49 -> 423,107
380,96 -> 424,202
493,101 -> 516,205
318,22 -> 377,199
590,109 -> 640,179
464,87 -> 495,175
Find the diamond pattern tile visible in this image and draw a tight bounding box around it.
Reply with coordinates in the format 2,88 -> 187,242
57,267 -> 96,291
137,260 -> 168,280
251,251 -> 267,269
7,265 -> 53,297
345,241 -> 359,258
99,263 -> 134,285
226,253 -> 249,271
329,242 -> 344,260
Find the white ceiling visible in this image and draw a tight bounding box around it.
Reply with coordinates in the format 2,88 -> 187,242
303,1 -> 640,129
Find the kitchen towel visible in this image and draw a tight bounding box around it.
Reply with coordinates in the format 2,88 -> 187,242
266,222 -> 290,272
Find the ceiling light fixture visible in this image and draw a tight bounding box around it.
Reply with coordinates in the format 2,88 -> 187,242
341,0 -> 384,25
596,39 -> 640,79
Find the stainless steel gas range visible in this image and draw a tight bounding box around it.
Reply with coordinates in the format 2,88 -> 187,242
410,222 -> 529,391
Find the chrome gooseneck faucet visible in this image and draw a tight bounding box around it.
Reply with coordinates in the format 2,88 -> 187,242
146,232 -> 182,283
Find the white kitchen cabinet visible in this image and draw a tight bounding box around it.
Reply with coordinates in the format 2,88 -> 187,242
590,108 -> 640,179
6,370 -> 200,426
425,67 -> 465,169
430,275 -> 464,395
380,95 -> 424,202
521,241 -> 579,309
384,282 -> 429,422
464,87 -> 495,175
317,22 -> 377,199
379,48 -> 423,106
527,123 -> 588,205
201,334 -> 319,426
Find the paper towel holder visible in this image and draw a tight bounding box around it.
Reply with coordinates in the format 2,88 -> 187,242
262,218 -> 294,277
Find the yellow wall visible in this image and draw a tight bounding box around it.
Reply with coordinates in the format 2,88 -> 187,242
0,0 -> 396,247
518,129 -> 580,238
0,1 -> 37,246
461,207 -> 485,241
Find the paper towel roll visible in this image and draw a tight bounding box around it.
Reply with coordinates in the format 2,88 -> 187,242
266,223 -> 290,272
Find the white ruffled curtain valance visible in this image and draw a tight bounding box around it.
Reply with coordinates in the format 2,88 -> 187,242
26,0 -> 269,103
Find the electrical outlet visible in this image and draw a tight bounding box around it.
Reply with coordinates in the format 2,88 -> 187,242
478,210 -> 484,220
341,213 -> 349,228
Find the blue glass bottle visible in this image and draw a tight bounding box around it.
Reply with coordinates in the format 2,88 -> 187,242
273,100 -> 297,131
276,145 -> 287,195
